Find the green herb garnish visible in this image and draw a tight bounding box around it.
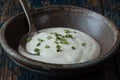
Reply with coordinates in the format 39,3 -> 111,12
34,48 -> 40,55
47,36 -> 52,39
26,38 -> 32,42
65,34 -> 73,38
45,45 -> 50,48
36,43 -> 41,46
82,42 -> 86,47
37,38 -> 44,42
54,41 -> 59,44
55,33 -> 63,39
64,29 -> 70,33
56,45 -> 62,52
56,36 -> 61,40
50,32 -> 70,45
72,46 -> 76,50
60,39 -> 68,44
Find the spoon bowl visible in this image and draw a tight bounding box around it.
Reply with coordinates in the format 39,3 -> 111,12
19,32 -> 38,55
19,0 -> 39,54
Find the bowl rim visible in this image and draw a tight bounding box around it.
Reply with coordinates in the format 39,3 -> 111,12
0,5 -> 120,70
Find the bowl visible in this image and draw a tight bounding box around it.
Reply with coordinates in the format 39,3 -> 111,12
0,5 -> 120,77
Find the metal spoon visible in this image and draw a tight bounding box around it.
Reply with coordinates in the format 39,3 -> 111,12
19,0 -> 36,32
18,0 -> 38,55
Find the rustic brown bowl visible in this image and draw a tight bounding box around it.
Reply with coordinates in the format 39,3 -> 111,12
0,5 -> 120,77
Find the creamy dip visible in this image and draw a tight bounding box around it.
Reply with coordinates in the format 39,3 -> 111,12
19,28 -> 101,64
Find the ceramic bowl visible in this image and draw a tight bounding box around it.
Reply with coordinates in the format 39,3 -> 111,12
0,5 -> 120,77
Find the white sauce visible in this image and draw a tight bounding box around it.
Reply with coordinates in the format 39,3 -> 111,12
19,28 -> 101,64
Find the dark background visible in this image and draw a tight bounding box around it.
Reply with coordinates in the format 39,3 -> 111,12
0,0 -> 120,80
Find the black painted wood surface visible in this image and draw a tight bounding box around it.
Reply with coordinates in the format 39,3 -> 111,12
0,0 -> 120,80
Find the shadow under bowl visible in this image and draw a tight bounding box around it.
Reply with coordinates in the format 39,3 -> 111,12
0,5 -> 120,77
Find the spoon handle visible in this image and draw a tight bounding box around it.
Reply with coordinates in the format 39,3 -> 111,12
19,0 -> 36,32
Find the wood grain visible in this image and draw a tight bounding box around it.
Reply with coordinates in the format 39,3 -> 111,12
100,0 -> 120,79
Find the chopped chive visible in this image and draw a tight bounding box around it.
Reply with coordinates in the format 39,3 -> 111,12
47,36 -> 52,39
36,43 -> 41,46
26,38 -> 32,42
36,52 -> 40,55
65,34 -> 73,38
34,48 -> 40,55
72,46 -> 76,50
54,41 -> 59,44
55,33 -> 62,37
64,29 -> 70,33
57,49 -> 62,52
56,36 -> 61,40
34,48 -> 40,52
50,32 -> 63,37
45,45 -> 50,48
56,45 -> 60,49
56,45 -> 62,52
60,39 -> 68,44
37,38 -> 44,42
82,42 -> 86,47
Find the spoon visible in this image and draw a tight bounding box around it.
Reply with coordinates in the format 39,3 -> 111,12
18,0 -> 38,55
19,0 -> 36,32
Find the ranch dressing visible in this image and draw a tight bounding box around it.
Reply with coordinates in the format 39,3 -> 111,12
19,28 -> 101,64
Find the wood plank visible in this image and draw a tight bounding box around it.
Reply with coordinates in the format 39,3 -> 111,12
101,58 -> 119,80
0,47 -> 20,80
0,0 -> 22,80
115,52 -> 120,80
100,0 -> 120,80
0,0 -> 119,80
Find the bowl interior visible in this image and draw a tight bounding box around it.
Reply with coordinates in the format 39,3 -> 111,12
3,6 -> 117,62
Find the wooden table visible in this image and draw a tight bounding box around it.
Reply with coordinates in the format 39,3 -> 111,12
0,0 -> 120,80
